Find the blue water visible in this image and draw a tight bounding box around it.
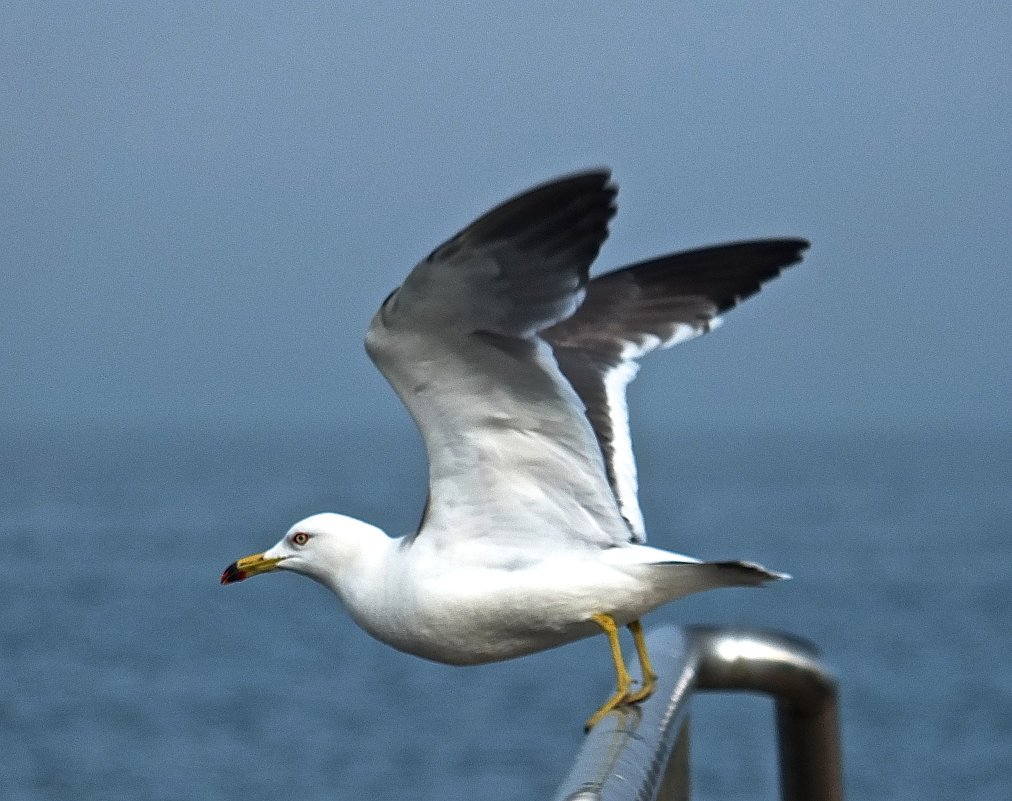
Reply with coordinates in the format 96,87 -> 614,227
2,425 -> 1009,800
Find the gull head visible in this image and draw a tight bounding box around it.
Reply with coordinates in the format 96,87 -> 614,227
220,512 -> 385,587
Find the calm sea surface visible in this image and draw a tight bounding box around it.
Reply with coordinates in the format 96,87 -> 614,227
1,426 -> 1009,800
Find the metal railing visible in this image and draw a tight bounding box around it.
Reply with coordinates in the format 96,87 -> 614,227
552,626 -> 843,801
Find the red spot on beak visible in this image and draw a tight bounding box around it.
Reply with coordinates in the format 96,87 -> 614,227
220,562 -> 247,585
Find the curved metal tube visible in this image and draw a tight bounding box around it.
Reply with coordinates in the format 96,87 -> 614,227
552,626 -> 843,801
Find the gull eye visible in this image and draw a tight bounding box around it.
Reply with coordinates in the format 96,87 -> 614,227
292,532 -> 310,546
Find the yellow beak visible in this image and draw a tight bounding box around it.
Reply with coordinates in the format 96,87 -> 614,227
220,552 -> 287,585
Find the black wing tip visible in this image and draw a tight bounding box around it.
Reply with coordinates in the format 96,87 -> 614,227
696,236 -> 810,263
452,169 -> 618,254
600,236 -> 811,293
760,236 -> 810,264
424,169 -> 618,263
479,168 -> 616,221
505,167 -> 617,219
525,167 -> 614,193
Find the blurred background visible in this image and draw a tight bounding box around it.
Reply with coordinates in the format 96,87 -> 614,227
2,3 -> 1009,800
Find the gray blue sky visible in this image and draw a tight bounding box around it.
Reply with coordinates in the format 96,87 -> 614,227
4,3 -> 1009,434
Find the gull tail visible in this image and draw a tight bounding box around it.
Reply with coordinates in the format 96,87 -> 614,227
707,560 -> 791,585
656,559 -> 789,601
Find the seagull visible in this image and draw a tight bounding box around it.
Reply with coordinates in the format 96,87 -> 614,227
222,170 -> 808,729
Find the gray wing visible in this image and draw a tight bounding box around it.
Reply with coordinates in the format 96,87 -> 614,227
366,171 -> 637,550
542,239 -> 809,541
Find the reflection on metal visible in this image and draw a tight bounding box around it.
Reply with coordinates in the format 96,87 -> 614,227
553,626 -> 843,801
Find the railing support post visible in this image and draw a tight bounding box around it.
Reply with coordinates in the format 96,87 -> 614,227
553,626 -> 844,801
656,716 -> 690,801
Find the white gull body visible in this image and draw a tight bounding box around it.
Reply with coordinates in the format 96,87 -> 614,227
222,170 -> 807,720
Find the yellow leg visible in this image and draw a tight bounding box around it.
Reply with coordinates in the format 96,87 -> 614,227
624,620 -> 658,704
585,613 -> 634,730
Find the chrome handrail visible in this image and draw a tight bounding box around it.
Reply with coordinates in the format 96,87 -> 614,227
553,626 -> 843,801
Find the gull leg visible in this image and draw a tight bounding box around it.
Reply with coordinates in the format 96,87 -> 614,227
623,619 -> 658,704
585,613 -> 634,731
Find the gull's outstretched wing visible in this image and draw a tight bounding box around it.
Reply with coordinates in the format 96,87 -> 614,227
365,171 -> 637,550
542,239 -> 810,541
